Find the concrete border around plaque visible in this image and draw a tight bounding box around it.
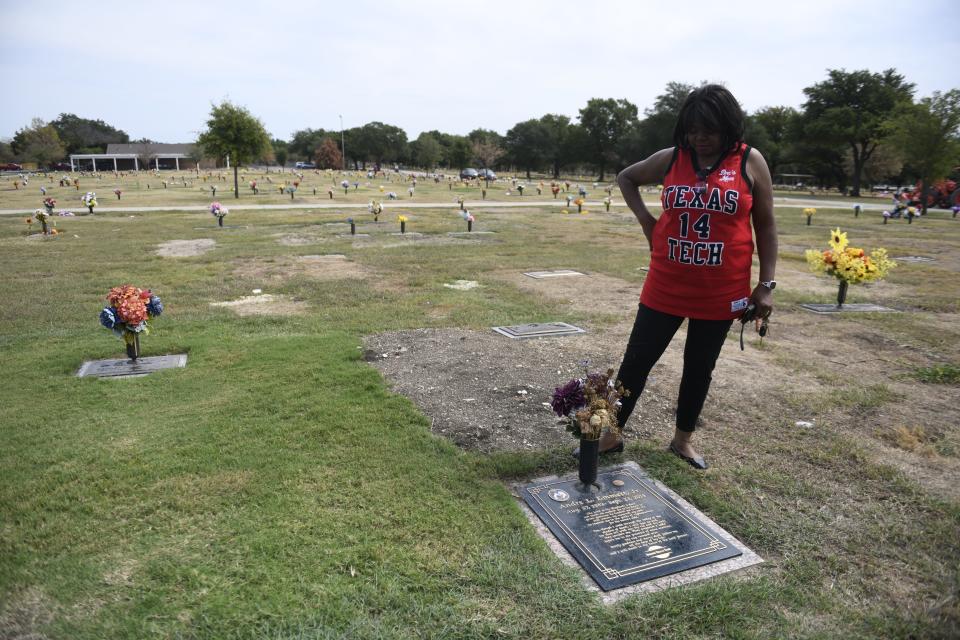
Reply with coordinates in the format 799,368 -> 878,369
447,231 -> 495,236
192,225 -> 248,230
515,461 -> 762,603
492,322 -> 586,339
339,233 -> 371,238
389,232 -> 424,237
800,303 -> 897,314
77,354 -> 188,378
523,269 -> 586,279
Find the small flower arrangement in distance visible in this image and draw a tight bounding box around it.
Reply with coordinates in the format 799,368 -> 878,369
210,201 -> 229,226
82,192 -> 97,213
551,367 -> 628,441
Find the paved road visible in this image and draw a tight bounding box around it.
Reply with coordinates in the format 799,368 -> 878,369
0,196 -> 888,216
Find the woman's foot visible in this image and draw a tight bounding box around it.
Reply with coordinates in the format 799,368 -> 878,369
669,431 -> 708,469
571,432 -> 624,458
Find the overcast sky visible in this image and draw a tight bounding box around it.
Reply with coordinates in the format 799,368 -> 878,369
2,0 -> 957,143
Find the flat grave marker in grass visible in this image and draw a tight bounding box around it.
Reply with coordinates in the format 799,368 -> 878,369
523,269 -> 586,279
520,461 -> 761,598
891,255 -> 935,263
800,303 -> 897,314
491,322 -> 585,339
77,354 -> 187,378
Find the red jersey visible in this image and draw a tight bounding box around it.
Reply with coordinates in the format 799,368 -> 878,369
640,143 -> 755,320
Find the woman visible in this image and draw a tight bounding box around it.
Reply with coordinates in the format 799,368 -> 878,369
604,84 -> 777,469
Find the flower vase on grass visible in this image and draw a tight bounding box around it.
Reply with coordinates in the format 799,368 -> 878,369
803,207 -> 816,226
210,201 -> 228,227
34,209 -> 50,234
398,215 -> 408,234
114,188 -> 122,200
369,200 -> 382,223
99,285 -> 163,362
805,228 -> 897,308
82,192 -> 97,214
552,368 -> 628,487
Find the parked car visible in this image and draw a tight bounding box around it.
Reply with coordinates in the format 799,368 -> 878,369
295,161 -> 316,169
460,168 -> 479,179
0,163 -> 23,171
478,168 -> 497,180
48,162 -> 72,171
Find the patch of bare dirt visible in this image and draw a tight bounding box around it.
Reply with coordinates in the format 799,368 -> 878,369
232,254 -> 370,283
489,270 -> 643,315
355,234 -> 489,249
274,233 -> 328,246
364,266 -> 959,500
0,586 -> 55,639
209,293 -> 308,316
155,239 -> 216,257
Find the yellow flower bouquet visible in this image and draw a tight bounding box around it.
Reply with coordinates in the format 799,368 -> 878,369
805,228 -> 896,306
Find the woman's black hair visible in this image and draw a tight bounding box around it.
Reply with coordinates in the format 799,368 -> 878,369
672,84 -> 745,152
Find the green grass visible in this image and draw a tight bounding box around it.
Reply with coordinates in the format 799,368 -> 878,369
1,203 -> 958,638
910,363 -> 960,384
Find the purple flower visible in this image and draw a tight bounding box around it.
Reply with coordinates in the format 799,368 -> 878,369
551,379 -> 585,417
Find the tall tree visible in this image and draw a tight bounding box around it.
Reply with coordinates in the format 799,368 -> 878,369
272,138 -> 289,167
130,138 -> 157,171
504,119 -> 550,179
50,113 -> 129,154
888,89 -> 960,212
635,82 -> 697,158
471,139 -> 504,172
749,106 -> 799,178
410,132 -> 441,170
578,98 -> 639,180
468,128 -> 502,147
447,137 -> 472,171
362,122 -> 408,166
799,68 -> 914,196
288,129 -> 327,161
196,101 -> 270,199
11,118 -> 67,167
539,114 -> 573,178
313,138 -> 343,169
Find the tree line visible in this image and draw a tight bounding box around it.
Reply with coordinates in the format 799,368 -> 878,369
4,69 -> 958,199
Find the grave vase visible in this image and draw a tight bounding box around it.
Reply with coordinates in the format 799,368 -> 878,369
578,438 -> 599,486
218,215 -> 224,227
836,280 -> 848,308
124,332 -> 140,362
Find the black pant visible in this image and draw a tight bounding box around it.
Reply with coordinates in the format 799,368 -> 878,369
616,304 -> 733,433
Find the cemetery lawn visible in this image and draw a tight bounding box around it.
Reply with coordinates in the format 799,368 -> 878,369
1,201 -> 958,639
